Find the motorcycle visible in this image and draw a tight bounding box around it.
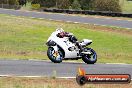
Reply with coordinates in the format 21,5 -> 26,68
46,28 -> 97,64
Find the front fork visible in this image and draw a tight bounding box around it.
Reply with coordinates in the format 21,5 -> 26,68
51,45 -> 59,57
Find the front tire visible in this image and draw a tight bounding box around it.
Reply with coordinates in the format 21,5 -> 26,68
47,47 -> 64,63
82,48 -> 97,64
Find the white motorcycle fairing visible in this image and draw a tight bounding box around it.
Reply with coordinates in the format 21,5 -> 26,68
80,39 -> 92,46
47,31 -> 79,58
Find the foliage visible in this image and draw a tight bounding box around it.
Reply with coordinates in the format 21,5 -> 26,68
71,0 -> 81,10
92,0 -> 122,12
19,0 -> 27,6
40,0 -> 56,8
31,0 -> 41,4
31,4 -> 40,9
0,0 -> 19,5
80,0 -> 93,10
31,0 -> 56,8
121,0 -> 132,13
0,0 -> 5,4
28,0 -> 123,12
56,0 -> 71,9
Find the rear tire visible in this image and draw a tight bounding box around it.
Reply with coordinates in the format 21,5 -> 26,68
82,48 -> 97,64
47,47 -> 64,63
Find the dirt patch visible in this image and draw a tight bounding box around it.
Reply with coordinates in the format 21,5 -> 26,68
0,77 -> 131,88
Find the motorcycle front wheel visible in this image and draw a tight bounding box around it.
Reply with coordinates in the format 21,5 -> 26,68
82,48 -> 97,64
47,47 -> 64,63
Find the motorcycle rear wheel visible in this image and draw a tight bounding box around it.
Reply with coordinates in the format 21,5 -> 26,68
47,47 -> 64,63
82,48 -> 97,64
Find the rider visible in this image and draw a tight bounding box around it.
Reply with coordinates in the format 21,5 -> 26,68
56,28 -> 77,42
56,28 -> 83,51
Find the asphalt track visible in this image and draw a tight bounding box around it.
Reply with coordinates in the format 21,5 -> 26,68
0,8 -> 132,77
0,8 -> 132,29
0,60 -> 132,77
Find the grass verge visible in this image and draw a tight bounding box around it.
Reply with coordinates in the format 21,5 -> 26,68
120,0 -> 132,13
0,14 -> 132,63
0,77 -> 131,88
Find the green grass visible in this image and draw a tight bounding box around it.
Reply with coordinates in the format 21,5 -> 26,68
120,0 -> 132,13
0,14 -> 132,63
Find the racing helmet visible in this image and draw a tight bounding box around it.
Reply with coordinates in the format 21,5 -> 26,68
56,28 -> 64,33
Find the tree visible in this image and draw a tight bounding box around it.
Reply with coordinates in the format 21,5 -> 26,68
0,0 -> 19,5
80,0 -> 92,10
0,0 -> 4,4
69,0 -> 74,3
31,0 -> 41,4
92,0 -> 122,12
56,0 -> 71,9
72,0 -> 81,10
8,0 -> 18,5
19,0 -> 27,6
42,0 -> 56,7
